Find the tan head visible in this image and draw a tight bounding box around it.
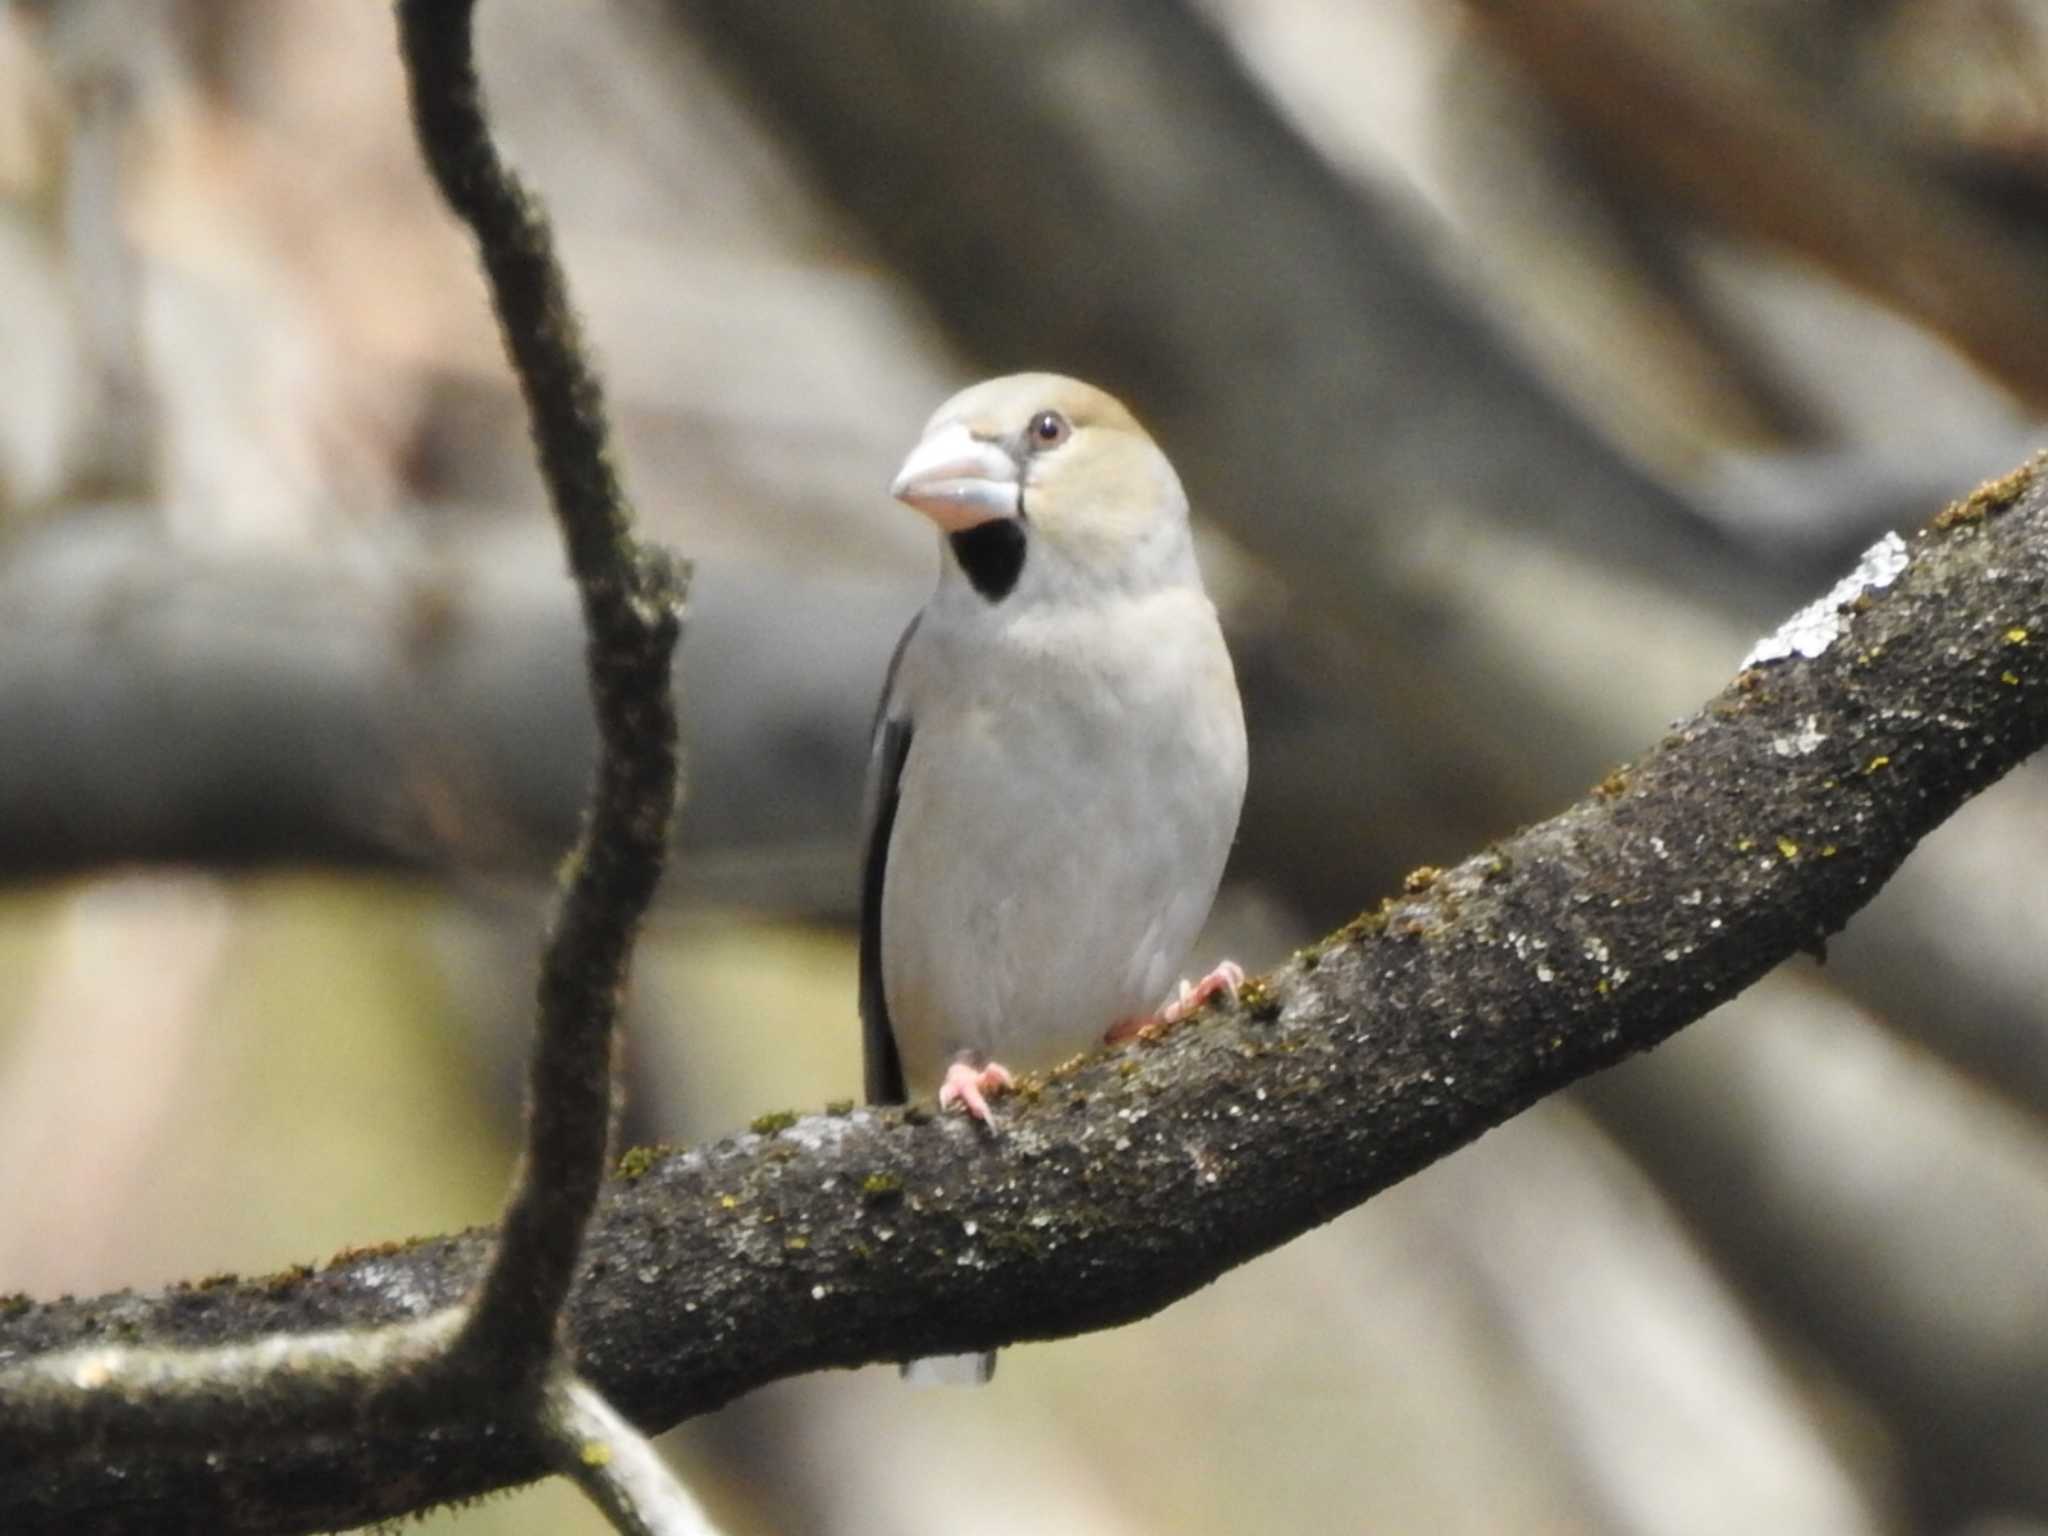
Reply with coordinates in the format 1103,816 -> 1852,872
890,373 -> 1194,603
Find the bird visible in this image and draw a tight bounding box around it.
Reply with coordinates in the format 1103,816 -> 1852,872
860,373 -> 1248,1384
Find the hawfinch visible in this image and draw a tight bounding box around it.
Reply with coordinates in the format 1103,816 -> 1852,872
860,374 -> 1248,1382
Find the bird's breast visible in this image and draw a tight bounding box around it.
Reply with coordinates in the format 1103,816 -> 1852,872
881,591 -> 1245,1087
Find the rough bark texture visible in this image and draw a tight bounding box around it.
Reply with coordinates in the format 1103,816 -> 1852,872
1,462 -> 2042,1535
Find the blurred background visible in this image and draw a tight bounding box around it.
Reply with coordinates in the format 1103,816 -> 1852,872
2,1 -> 2047,1531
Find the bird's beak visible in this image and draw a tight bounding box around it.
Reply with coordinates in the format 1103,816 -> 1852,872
890,421 -> 1019,532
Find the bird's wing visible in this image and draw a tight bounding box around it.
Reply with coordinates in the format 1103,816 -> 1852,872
859,613 -> 920,1105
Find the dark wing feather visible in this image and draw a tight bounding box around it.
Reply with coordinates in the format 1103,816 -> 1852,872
859,615 -> 920,1105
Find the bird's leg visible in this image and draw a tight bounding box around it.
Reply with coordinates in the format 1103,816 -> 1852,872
1158,959 -> 1246,1024
938,1053 -> 1015,1126
1104,960 -> 1248,1045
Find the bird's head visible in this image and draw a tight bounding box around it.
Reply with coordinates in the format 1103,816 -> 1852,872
889,373 -> 1194,604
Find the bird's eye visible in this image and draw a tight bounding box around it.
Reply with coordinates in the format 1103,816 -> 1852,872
1028,409 -> 1070,448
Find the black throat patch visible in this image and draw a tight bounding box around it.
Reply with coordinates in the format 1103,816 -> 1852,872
949,520 -> 1027,603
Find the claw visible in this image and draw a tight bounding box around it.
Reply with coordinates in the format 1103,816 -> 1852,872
1158,959 -> 1245,1025
939,1059 -> 1015,1127
1105,959 -> 1249,1045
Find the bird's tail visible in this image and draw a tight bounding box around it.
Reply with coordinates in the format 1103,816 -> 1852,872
900,1351 -> 997,1386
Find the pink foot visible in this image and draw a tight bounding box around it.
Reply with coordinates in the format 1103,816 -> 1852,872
1158,959 -> 1246,1025
1104,961 -> 1249,1044
939,1059 -> 1015,1126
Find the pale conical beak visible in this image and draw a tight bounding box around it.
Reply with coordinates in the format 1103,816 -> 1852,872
890,421 -> 1019,532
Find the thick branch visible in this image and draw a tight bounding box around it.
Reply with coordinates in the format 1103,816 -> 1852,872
0,528 -> 875,902
2,463 -> 2042,1534
397,0 -> 685,1375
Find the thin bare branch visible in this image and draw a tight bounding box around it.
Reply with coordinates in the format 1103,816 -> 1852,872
0,6 -> 689,1531
396,0 -> 687,1379
543,1373 -> 725,1536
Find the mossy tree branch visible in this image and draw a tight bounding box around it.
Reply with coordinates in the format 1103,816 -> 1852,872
2,462 -> 2043,1534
